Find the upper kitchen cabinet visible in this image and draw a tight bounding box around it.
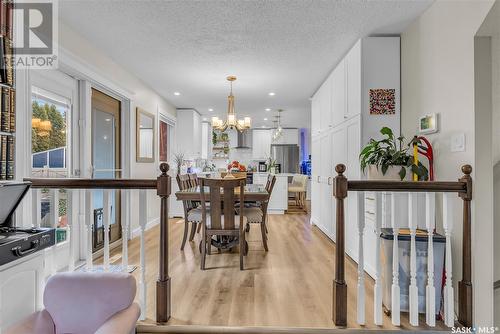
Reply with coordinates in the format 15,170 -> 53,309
331,59 -> 346,127
311,93 -> 320,136
176,109 -> 202,159
252,129 -> 272,160
346,40 -> 361,120
319,77 -> 332,132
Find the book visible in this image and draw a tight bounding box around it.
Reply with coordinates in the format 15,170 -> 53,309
0,134 -> 6,180
5,1 -> 12,40
0,87 -> 8,132
9,88 -> 13,131
6,134 -> 13,179
4,37 -> 13,86
0,0 -> 6,37
0,36 -> 6,85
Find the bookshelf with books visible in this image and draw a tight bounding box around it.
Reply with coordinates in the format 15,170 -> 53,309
0,0 -> 15,180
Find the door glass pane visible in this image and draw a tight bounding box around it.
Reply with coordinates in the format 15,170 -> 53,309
91,89 -> 121,251
31,87 -> 70,243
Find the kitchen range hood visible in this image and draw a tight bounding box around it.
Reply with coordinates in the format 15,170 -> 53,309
233,131 -> 251,149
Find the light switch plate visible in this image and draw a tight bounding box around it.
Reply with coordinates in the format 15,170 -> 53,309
451,133 -> 465,152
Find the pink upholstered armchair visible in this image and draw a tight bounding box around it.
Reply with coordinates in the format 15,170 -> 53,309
5,272 -> 140,334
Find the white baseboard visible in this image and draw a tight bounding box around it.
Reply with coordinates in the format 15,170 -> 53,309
131,217 -> 160,239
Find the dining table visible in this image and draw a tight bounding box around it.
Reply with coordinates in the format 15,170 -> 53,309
175,183 -> 269,202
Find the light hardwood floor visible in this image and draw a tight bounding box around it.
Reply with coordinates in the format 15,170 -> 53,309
99,204 -> 446,330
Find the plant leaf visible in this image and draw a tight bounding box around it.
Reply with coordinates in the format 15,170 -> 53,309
399,167 -> 406,180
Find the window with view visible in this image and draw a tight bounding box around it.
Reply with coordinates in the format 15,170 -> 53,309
31,87 -> 71,243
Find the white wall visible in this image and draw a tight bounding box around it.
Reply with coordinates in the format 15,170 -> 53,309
401,0 -> 495,326
58,22 -> 177,232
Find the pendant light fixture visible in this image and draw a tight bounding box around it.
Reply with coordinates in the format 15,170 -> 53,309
272,109 -> 284,142
211,76 -> 251,132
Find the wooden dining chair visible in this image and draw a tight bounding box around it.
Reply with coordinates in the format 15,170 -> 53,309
288,174 -> 308,211
239,174 -> 276,251
199,177 -> 247,270
176,174 -> 202,250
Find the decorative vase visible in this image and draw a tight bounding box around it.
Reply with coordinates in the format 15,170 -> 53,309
367,165 -> 409,181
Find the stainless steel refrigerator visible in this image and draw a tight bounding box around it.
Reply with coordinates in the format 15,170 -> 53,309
271,144 -> 300,173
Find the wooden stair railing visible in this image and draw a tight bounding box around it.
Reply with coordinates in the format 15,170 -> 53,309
24,162 -> 172,323
332,164 -> 473,328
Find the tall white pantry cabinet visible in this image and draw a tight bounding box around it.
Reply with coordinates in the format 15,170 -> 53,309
310,37 -> 401,273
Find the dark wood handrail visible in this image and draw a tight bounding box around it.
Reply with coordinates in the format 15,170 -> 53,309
25,163 -> 172,324
24,178 -> 157,189
347,180 -> 467,192
332,164 -> 473,328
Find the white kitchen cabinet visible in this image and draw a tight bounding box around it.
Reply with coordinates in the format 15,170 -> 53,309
346,40 -> 361,119
331,59 -> 347,127
176,109 -> 202,159
310,37 -> 401,270
318,77 -> 332,133
252,129 -> 271,160
310,137 -> 321,226
0,253 -> 45,331
268,175 -> 288,214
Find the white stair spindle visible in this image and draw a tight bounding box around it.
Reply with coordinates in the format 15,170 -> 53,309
121,189 -> 129,269
443,193 -> 454,327
373,192 -> 383,326
103,190 -> 111,270
357,192 -> 366,325
85,189 -> 93,270
139,190 -> 148,320
425,192 -> 436,326
391,193 -> 400,326
408,193 -> 419,326
67,190 -> 75,271
32,188 -> 41,228
48,189 -> 59,275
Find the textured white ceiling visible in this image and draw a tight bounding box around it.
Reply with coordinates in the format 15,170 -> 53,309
59,0 -> 432,128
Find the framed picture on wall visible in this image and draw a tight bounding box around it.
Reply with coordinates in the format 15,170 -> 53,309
419,113 -> 438,134
159,119 -> 169,162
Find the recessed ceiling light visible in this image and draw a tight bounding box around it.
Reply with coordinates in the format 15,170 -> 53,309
208,108 -> 213,112
174,92 -> 181,96
265,108 -> 271,111
268,92 -> 275,96
105,118 -> 111,122
264,118 -> 268,121
261,125 -> 266,128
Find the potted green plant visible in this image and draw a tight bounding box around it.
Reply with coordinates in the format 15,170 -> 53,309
359,127 -> 428,181
212,130 -> 218,146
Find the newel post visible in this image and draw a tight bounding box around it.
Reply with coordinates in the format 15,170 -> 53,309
333,164 -> 348,327
458,164 -> 473,327
157,163 -> 172,323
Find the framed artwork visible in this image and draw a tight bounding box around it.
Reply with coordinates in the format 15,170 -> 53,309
136,108 -> 155,163
419,113 -> 438,134
369,88 -> 396,115
159,119 -> 169,162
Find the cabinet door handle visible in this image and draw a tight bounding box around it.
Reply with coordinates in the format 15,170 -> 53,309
327,177 -> 332,185
317,176 -> 321,182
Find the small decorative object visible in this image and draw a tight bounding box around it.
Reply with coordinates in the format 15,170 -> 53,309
369,89 -> 396,115
173,152 -> 185,175
220,132 -> 229,142
265,157 -> 277,173
211,76 -> 251,132
414,136 -> 434,181
136,108 -> 155,162
359,127 -> 428,181
159,120 -> 169,162
419,113 -> 438,134
227,160 -> 246,172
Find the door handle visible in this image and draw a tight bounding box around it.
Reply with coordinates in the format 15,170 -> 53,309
327,177 -> 332,185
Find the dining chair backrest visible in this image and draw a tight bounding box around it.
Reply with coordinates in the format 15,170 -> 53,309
188,173 -> 199,187
291,174 -> 308,190
176,174 -> 191,190
199,177 -> 246,231
265,174 -> 277,198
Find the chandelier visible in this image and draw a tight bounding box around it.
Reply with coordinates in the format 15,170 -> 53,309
272,109 -> 283,142
211,76 -> 251,132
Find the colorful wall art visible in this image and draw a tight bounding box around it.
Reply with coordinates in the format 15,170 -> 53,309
369,88 -> 396,115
